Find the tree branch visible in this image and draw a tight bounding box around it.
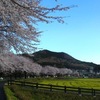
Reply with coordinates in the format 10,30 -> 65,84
11,0 -> 30,9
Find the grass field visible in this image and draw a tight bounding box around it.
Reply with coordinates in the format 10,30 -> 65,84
20,78 -> 100,89
5,78 -> 100,100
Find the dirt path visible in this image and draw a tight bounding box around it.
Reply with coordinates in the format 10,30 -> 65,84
0,81 -> 6,100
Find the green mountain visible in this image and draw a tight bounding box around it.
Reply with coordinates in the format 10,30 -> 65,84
22,50 -> 100,71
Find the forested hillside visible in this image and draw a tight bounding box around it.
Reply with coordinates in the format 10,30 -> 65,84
22,50 -> 100,71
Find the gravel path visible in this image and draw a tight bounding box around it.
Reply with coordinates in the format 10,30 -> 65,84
0,81 -> 6,100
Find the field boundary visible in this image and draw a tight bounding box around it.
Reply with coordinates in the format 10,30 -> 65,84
7,80 -> 100,97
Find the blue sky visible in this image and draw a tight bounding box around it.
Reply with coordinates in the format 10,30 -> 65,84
37,0 -> 100,64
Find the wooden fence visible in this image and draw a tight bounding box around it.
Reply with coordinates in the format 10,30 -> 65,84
7,80 -> 100,97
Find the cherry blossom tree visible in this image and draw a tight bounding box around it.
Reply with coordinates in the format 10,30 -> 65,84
0,53 -> 73,78
59,68 -> 72,76
41,66 -> 59,76
0,53 -> 42,78
40,66 -> 73,77
0,0 -> 70,53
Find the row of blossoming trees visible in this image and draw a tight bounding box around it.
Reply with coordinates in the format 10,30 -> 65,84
0,53 -> 73,79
